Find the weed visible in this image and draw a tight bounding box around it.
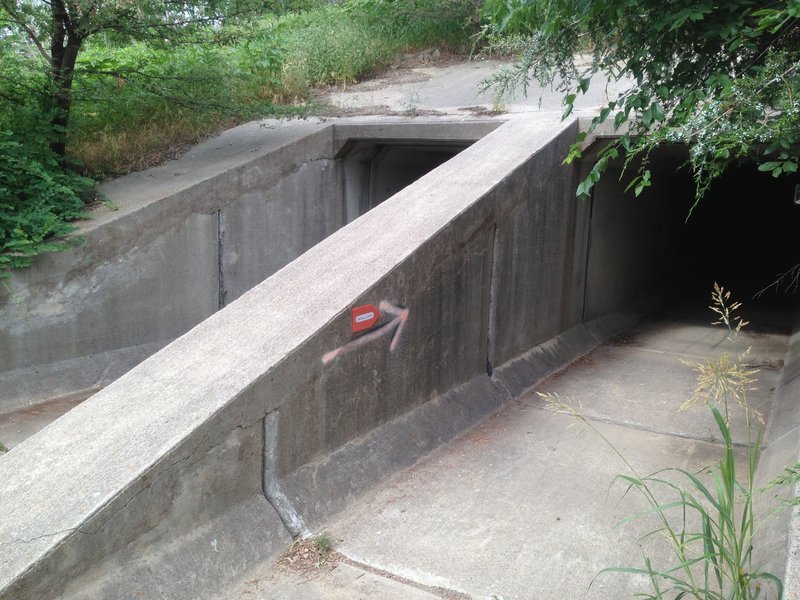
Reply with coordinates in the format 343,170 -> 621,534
470,23 -> 531,59
540,287 -> 783,599
491,95 -> 508,114
756,263 -> 800,298
402,90 -> 422,116
278,533 -> 338,573
100,198 -> 118,211
0,441 -> 6,454
313,532 -> 332,558
680,283 -> 760,425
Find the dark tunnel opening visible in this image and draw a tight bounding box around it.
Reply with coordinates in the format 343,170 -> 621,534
680,166 -> 800,311
340,140 -> 470,222
591,147 -> 800,334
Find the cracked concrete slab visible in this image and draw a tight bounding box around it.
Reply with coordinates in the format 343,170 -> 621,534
224,560 -> 443,600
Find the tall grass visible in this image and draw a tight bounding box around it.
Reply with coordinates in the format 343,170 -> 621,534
66,0 -> 478,176
540,286 -> 783,599
0,0 -> 478,277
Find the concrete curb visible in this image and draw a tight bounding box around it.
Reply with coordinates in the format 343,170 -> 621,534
756,322 -> 800,594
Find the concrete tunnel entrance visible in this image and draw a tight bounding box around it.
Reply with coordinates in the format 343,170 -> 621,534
587,145 -> 800,323
339,139 -> 471,222
339,138 -> 800,325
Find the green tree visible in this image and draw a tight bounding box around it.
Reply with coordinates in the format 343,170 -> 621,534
482,0 -> 800,207
0,0 -> 272,276
0,0 -> 268,159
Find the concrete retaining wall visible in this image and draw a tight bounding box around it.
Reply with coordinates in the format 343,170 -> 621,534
0,115 -> 692,599
583,155 -> 691,321
0,118 -> 498,412
755,320 -> 800,594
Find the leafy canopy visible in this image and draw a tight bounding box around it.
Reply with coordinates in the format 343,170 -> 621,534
482,0 -> 800,205
0,0 -> 262,43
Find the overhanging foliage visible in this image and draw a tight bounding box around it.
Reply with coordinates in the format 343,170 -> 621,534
482,0 -> 800,206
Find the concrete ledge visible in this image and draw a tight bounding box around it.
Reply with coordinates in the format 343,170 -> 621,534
494,324 -> 602,399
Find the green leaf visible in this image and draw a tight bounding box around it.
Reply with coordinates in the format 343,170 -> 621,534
642,106 -> 653,127
576,177 -> 593,198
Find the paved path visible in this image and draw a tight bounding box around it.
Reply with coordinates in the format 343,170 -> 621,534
224,299 -> 791,599
327,57 -> 622,115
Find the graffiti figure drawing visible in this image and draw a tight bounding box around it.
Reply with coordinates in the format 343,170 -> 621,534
322,300 -> 409,365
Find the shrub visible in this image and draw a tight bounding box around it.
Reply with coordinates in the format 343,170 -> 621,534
0,131 -> 91,275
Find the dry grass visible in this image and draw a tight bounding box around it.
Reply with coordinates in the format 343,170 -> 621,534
679,283 -> 761,425
277,535 -> 340,576
70,114 -> 243,177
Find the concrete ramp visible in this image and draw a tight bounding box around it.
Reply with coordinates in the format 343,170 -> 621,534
239,304 -> 790,600
1,113 -> 797,599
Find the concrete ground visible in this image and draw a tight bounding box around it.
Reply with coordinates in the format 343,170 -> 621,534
224,299 -> 790,600
0,390 -> 95,451
326,56 -> 622,115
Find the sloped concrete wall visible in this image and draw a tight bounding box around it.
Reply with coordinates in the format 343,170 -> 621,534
0,118 -> 498,412
0,116 -> 690,599
0,120 -> 330,410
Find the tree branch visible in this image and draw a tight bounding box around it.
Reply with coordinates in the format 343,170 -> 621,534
0,0 -> 52,64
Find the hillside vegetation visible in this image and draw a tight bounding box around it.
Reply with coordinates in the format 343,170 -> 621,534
0,0 -> 478,275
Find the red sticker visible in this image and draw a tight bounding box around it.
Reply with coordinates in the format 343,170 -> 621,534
352,304 -> 380,333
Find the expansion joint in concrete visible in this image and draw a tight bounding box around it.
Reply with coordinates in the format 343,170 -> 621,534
337,552 -> 475,600
530,402 -> 753,449
486,222 -> 499,377
262,411 -> 310,539
580,182 -> 595,324
217,209 -> 227,309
